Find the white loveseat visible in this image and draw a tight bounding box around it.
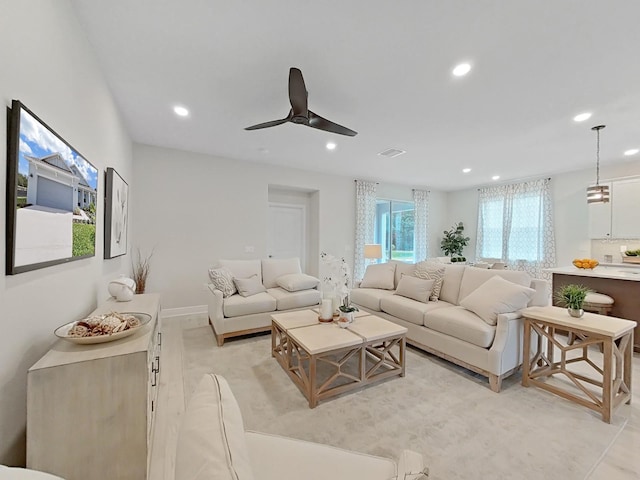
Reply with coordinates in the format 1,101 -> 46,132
176,374 -> 428,480
351,261 -> 549,392
207,258 -> 322,346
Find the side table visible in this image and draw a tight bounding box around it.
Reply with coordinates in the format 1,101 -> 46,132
521,306 -> 635,423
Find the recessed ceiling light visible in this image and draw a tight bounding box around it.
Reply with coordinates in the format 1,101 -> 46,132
492,175 -> 500,181
173,106 -> 189,117
452,63 -> 471,77
326,142 -> 336,150
573,112 -> 592,122
462,168 -> 471,173
624,148 -> 639,156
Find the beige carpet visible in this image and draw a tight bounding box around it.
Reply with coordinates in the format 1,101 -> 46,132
182,326 -> 629,480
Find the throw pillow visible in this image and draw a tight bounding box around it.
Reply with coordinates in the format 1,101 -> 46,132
276,273 -> 320,292
261,258 -> 302,289
360,263 -> 396,290
394,274 -> 435,303
233,274 -> 266,297
459,275 -> 535,326
208,267 -> 237,298
414,261 -> 445,301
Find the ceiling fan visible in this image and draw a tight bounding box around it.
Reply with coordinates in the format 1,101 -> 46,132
245,67 -> 357,137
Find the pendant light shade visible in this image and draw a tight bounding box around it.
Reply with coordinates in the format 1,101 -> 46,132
587,125 -> 609,204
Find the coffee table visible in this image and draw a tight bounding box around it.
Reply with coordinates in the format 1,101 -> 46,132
271,310 -> 407,408
521,305 -> 635,423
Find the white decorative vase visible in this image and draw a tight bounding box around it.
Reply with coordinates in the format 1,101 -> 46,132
337,311 -> 354,327
108,275 -> 136,302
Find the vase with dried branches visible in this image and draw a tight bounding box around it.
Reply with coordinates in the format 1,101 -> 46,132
132,248 -> 153,294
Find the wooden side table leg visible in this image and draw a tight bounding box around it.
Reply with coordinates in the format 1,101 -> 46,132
602,339 -> 613,423
547,325 -> 555,366
522,318 -> 532,387
624,332 -> 633,405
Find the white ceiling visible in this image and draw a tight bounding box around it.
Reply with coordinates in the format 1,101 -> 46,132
70,0 -> 640,191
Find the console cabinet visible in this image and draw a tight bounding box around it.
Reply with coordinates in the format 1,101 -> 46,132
27,293 -> 161,480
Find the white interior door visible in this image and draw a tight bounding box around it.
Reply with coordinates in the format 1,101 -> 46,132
268,203 -> 306,271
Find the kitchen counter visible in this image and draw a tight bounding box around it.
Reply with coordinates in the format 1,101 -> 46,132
545,265 -> 640,281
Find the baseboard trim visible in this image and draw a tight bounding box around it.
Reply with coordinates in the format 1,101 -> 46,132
162,305 -> 207,320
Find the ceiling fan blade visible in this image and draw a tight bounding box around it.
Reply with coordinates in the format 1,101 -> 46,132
244,115 -> 290,131
288,67 -> 308,116
307,110 -> 357,137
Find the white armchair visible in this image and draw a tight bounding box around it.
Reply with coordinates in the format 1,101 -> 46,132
0,467 -> 64,479
176,374 -> 428,480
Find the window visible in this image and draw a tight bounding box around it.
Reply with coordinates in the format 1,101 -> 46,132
478,194 -> 542,262
375,199 -> 415,263
476,178 -> 555,279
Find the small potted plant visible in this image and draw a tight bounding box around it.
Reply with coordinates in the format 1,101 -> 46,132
338,295 -> 359,327
555,284 -> 592,318
441,222 -> 470,263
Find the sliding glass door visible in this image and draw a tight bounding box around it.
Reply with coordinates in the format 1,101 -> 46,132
375,199 -> 415,263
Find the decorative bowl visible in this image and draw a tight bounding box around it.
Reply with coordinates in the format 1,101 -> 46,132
54,312 -> 151,344
572,258 -> 599,269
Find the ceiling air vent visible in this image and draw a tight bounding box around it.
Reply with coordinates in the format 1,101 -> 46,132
377,148 -> 406,158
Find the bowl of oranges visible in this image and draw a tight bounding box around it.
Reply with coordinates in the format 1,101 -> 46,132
572,258 -> 599,269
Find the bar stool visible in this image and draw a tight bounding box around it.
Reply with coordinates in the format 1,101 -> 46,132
568,292 -> 614,350
583,292 -> 614,315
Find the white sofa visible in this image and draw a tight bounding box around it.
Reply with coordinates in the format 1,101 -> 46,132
176,374 -> 428,480
351,261 -> 549,392
207,258 -> 322,346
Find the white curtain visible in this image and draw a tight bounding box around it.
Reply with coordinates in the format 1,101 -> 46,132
476,178 -> 556,280
354,180 -> 377,280
413,189 -> 429,262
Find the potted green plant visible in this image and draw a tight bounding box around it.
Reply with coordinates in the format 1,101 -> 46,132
555,284 -> 591,318
441,222 -> 470,262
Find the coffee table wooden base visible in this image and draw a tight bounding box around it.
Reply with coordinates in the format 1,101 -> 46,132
271,320 -> 406,408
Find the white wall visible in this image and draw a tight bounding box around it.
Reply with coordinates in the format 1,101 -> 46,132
132,144 -> 446,309
0,1 -> 132,465
132,144 -> 355,309
445,160 -> 640,266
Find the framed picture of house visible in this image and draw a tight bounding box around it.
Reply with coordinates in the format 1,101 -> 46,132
104,167 -> 129,259
5,100 -> 99,275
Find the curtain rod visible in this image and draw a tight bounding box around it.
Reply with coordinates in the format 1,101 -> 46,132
476,176 -> 551,191
354,180 -> 379,184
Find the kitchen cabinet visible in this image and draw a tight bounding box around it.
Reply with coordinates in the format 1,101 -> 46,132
611,178 -> 640,238
588,178 -> 640,239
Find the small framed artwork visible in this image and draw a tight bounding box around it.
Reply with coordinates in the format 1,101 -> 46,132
104,167 -> 129,259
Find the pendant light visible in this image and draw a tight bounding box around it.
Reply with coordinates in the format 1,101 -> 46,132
587,125 -> 610,204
